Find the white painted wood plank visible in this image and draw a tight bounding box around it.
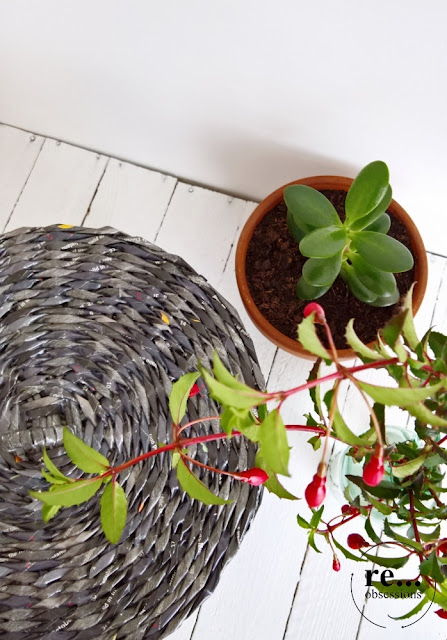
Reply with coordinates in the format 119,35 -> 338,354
6,138 -> 108,230
430,256 -> 447,335
155,184 -> 253,289
414,252 -> 447,335
85,158 -> 177,239
167,612 -> 198,640
0,125 -> 44,229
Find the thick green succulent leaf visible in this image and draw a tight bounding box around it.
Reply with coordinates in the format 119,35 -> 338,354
169,371 -> 200,425
345,319 -> 383,361
297,313 -> 331,361
100,480 -> 128,544
255,450 -> 298,500
345,161 -> 389,222
340,264 -> 377,304
302,253 -> 342,287
284,185 -> 341,228
363,212 -> 391,234
258,409 -> 290,476
350,184 -> 392,231
295,277 -> 330,300
299,226 -> 347,258
351,232 -> 414,273
63,427 -> 110,474
350,253 -> 397,297
176,458 -> 232,505
287,209 -> 313,243
368,288 -> 400,308
30,477 -> 103,507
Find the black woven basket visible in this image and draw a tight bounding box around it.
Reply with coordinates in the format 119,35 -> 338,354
0,226 -> 264,640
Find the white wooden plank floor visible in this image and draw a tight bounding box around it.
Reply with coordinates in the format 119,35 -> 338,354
0,122 -> 446,640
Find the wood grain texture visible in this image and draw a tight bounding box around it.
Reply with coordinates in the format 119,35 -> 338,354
85,158 -> 177,239
0,125 -> 44,230
6,138 -> 108,229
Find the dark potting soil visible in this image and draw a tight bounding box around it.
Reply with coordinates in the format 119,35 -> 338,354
245,190 -> 415,350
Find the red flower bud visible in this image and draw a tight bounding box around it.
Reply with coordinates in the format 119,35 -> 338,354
363,446 -> 385,487
305,473 -> 327,508
347,533 -> 369,550
332,555 -> 341,572
435,608 -> 447,619
341,504 -> 358,516
303,303 -> 326,324
188,383 -> 200,398
231,468 -> 269,486
437,540 -> 447,556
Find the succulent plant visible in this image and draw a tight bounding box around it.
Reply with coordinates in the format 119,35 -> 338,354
284,161 -> 414,306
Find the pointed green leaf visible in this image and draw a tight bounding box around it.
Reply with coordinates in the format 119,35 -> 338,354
365,517 -> 381,544
391,452 -> 429,479
351,231 -> 414,273
345,319 -> 383,361
172,450 -> 181,469
258,409 -> 290,476
169,371 -> 200,425
42,504 -> 62,523
30,477 -> 103,507
297,313 -> 331,361
199,367 -> 265,409
332,406 -> 372,447
345,161 -> 389,222
407,402 -> 447,428
367,494 -> 392,515
390,595 -> 429,620
363,212 -> 391,234
284,184 -> 341,228
363,552 -> 409,569
308,529 -> 322,553
43,447 -> 72,483
176,458 -> 232,505
295,276 -> 331,301
357,380 -> 443,407
400,284 -> 420,350
383,519 -> 423,551
420,551 -> 446,583
100,480 -> 128,544
346,475 -> 402,499
256,450 -> 298,500
63,427 -> 109,474
310,505 -> 324,528
212,353 -> 252,392
332,536 -> 366,562
302,253 -> 342,287
297,514 -> 311,528
299,226 -> 347,258
41,469 -> 69,485
350,184 -> 392,231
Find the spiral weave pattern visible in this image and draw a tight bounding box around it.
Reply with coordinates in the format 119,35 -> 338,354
0,226 -> 264,640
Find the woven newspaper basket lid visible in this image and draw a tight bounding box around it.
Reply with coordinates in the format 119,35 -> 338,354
0,225 -> 264,640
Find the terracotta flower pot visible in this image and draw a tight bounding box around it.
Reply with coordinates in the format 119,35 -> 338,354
235,175 -> 428,360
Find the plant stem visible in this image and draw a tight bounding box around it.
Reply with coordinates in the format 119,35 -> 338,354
177,415 -> 221,435
409,490 -> 424,562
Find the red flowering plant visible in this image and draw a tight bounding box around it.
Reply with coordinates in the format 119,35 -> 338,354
30,288 -> 447,620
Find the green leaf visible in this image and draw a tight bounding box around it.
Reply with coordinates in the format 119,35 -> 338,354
100,480 -> 128,544
30,477 -> 103,507
172,450 -> 181,469
369,288 -> 400,308
351,231 -> 414,273
350,253 -> 397,297
287,208 -> 313,243
346,475 -> 402,499
307,435 -> 321,450
345,319 -> 383,361
297,313 -> 331,361
383,519 -> 422,551
391,452 -> 429,479
367,493 -> 393,515
308,529 -> 321,553
345,161 -> 389,222
169,371 -> 200,425
220,406 -> 257,437
407,402 -> 447,428
199,367 -> 265,410
42,504 -> 62,523
357,380 -> 443,407
302,253 -> 342,287
340,264 -> 377,304
255,450 -> 298,500
363,212 -> 391,234
295,277 -> 331,301
365,517 -> 381,544
258,409 -> 290,476
420,551 -> 446,583
332,406 -> 372,447
63,427 -> 109,474
390,595 -> 429,620
363,552 -> 409,569
332,537 -> 366,562
212,353 -> 252,392
41,470 -> 68,485
43,447 -> 72,483
308,358 -> 323,417
297,514 -> 311,528
176,458 -> 232,505
299,226 -> 347,258
400,285 -> 419,350
429,331 -> 447,359
284,184 -> 341,228
350,184 -> 393,231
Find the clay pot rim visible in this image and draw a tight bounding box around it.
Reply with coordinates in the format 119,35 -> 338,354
235,175 -> 428,361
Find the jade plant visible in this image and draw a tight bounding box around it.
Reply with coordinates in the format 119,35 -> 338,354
284,161 -> 414,306
30,288 -> 447,620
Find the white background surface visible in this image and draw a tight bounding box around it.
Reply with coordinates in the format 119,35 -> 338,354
0,1 -> 446,253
